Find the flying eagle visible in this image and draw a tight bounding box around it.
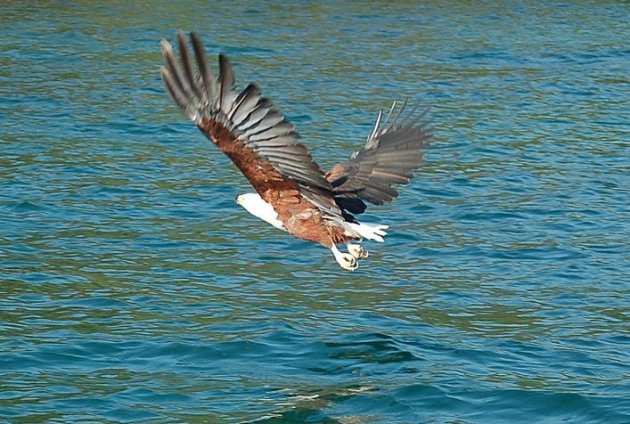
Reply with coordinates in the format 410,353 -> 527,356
160,31 -> 431,270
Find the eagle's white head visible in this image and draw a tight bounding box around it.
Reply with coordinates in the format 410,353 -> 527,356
236,193 -> 286,231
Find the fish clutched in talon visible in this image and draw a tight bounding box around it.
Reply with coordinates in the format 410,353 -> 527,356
160,31 -> 431,270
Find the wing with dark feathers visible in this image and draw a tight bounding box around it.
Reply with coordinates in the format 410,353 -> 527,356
326,100 -> 431,215
160,31 -> 343,221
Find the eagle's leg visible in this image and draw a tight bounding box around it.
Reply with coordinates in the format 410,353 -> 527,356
346,242 -> 369,259
331,244 -> 358,271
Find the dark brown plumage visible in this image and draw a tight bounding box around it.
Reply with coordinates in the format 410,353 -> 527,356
326,101 -> 431,215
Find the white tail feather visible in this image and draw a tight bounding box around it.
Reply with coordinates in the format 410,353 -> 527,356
348,222 -> 389,242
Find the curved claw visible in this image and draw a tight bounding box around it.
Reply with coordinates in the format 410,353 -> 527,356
331,245 -> 359,271
347,243 -> 369,260
340,253 -> 358,271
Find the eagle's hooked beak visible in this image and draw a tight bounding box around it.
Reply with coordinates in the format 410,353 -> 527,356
235,194 -> 243,205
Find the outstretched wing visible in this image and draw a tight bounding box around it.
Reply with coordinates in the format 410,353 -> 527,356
326,100 -> 431,215
160,31 -> 342,220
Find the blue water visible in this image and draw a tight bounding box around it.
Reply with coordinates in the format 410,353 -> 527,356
1,1 -> 629,422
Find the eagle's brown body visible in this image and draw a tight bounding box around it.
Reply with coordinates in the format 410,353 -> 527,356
199,118 -> 347,248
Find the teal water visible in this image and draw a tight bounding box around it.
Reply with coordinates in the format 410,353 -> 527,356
1,1 -> 629,422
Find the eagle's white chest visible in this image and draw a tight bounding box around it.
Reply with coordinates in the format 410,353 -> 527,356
237,193 -> 286,231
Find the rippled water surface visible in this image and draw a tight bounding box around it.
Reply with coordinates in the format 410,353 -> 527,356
1,1 -> 629,422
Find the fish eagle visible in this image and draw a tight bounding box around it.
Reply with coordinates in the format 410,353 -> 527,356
160,32 -> 431,270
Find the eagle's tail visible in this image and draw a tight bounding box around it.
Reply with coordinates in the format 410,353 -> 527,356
347,222 -> 389,243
